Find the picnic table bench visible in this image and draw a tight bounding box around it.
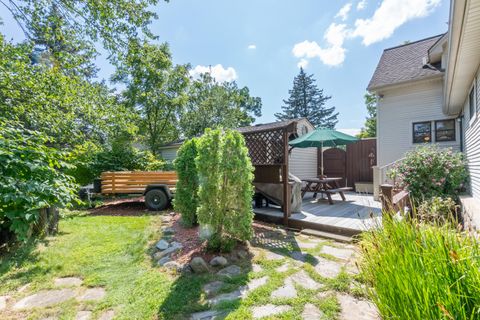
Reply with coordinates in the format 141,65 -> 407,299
301,177 -> 352,205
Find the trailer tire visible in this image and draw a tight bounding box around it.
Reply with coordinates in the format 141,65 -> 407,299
145,189 -> 168,211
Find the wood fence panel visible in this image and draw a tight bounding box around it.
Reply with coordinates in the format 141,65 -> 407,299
345,139 -> 376,188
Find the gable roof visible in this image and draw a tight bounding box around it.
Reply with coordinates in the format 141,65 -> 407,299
236,118 -> 310,134
368,34 -> 445,91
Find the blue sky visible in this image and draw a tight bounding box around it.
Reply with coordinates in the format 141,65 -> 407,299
1,0 -> 449,134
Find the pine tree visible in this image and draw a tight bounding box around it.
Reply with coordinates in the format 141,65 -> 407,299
275,68 -> 338,128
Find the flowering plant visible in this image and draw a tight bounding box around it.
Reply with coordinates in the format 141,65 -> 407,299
388,146 -> 468,203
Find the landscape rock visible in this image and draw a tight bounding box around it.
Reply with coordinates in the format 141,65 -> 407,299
321,246 -> 354,261
164,261 -> 182,271
77,288 -> 106,302
157,256 -> 171,266
0,296 -> 9,311
98,310 -> 115,320
156,243 -> 183,259
216,265 -> 241,278
314,256 -> 342,279
162,227 -> 175,234
76,311 -> 92,320
291,270 -> 322,290
13,289 -> 76,309
156,239 -> 170,250
337,294 -> 380,320
271,278 -> 297,298
54,277 -> 83,287
209,256 -> 228,267
190,257 -> 209,273
203,281 -> 225,297
190,310 -> 228,320
252,304 -> 291,319
302,303 -> 324,320
235,250 -> 249,260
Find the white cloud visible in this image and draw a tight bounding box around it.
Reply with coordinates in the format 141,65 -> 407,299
356,0 -> 367,10
297,58 -> 309,69
338,128 -> 361,136
292,23 -> 349,67
190,64 -> 238,82
247,44 -> 256,50
352,0 -> 441,45
335,3 -> 352,21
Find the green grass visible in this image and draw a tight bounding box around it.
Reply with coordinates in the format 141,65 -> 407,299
359,217 -> 480,320
0,213 -> 212,319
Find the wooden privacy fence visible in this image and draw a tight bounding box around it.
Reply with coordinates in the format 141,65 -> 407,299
100,171 -> 178,194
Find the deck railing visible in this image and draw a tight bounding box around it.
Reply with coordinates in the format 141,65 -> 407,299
372,158 -> 404,200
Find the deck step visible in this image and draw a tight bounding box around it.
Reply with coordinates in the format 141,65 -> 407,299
300,229 -> 354,243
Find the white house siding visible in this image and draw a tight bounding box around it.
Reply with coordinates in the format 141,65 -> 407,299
376,78 -> 461,166
159,146 -> 180,163
289,118 -> 317,179
463,68 -> 480,199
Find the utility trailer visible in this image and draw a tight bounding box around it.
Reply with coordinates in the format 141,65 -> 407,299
98,171 -> 178,210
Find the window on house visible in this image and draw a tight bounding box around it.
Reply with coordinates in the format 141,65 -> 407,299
412,121 -> 431,143
469,87 -> 475,119
435,119 -> 456,142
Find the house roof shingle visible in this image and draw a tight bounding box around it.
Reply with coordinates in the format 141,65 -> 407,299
368,34 -> 445,91
236,118 -> 305,133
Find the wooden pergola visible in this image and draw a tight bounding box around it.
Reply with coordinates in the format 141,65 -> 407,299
238,120 -> 298,226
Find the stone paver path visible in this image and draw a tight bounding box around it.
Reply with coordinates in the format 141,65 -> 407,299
77,287 -> 106,301
291,270 -> 322,290
76,310 -> 92,320
321,245 -> 355,261
98,310 -> 115,320
0,296 -> 8,311
337,293 -> 380,320
302,303 -> 324,319
314,256 -> 343,278
54,277 -> 83,287
13,289 -> 76,310
271,278 -> 297,298
252,304 -> 291,319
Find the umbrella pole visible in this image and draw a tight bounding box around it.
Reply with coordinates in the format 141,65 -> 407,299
321,142 -> 324,177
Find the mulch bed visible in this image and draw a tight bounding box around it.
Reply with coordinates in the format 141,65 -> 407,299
89,197 -> 153,216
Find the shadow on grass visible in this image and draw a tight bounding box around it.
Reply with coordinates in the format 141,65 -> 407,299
88,198 -> 170,217
251,224 -> 318,266
157,245 -> 253,319
0,237 -> 52,290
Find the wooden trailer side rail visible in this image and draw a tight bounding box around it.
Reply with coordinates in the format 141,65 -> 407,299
100,171 -> 178,194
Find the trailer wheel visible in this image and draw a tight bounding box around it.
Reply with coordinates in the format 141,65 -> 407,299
145,189 -> 168,211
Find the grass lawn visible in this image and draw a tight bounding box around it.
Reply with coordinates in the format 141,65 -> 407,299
0,211 -> 367,320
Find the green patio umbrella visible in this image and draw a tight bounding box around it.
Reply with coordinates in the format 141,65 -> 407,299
289,128 -> 358,176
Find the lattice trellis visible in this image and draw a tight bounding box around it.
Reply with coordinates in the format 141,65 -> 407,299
242,129 -> 285,165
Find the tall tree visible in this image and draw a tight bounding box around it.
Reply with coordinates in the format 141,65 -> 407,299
275,68 -> 338,128
180,73 -> 262,138
358,93 -> 377,138
113,40 -> 190,155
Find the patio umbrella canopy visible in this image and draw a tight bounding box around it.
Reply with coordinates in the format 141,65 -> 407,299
289,128 -> 358,176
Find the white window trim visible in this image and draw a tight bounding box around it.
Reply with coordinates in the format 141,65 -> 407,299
468,80 -> 477,127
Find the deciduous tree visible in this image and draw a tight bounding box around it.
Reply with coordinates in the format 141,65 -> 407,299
358,93 -> 377,138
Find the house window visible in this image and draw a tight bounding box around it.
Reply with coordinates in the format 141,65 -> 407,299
469,87 -> 475,119
435,119 -> 456,142
412,121 -> 431,143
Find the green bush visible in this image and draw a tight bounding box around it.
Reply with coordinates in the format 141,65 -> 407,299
417,196 -> 459,225
68,139 -> 166,185
196,128 -> 254,251
389,145 -> 468,203
0,121 -> 78,241
360,217 -> 480,319
173,138 -> 199,227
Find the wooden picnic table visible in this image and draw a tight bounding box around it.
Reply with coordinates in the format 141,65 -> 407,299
301,177 -> 352,205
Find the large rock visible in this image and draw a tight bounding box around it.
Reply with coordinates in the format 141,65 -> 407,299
216,265 -> 241,278
162,227 -> 175,234
156,243 -> 183,259
156,239 -> 170,250
252,304 -> 291,319
203,281 -> 225,297
164,261 -> 182,271
13,289 -> 76,309
190,257 -> 209,273
337,294 -> 380,320
157,256 -> 171,266
209,256 -> 228,267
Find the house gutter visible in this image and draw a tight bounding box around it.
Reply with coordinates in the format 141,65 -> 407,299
443,0 -> 467,116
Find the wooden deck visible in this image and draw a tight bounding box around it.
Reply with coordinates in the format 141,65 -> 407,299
254,192 -> 382,235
